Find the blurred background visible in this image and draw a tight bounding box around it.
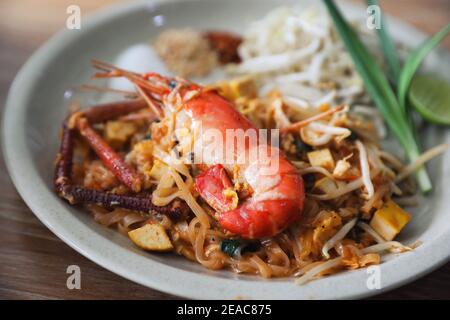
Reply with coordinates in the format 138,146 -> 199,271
0,0 -> 449,299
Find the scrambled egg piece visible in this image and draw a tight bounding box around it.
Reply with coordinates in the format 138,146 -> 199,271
125,140 -> 154,188
104,121 -> 137,149
215,76 -> 257,101
222,188 -> 239,210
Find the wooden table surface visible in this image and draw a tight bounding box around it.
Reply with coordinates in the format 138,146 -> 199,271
0,0 -> 449,300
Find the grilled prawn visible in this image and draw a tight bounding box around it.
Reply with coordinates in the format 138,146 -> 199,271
87,61 -> 305,239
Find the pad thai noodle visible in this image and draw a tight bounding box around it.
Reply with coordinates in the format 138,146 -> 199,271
54,5 -> 447,284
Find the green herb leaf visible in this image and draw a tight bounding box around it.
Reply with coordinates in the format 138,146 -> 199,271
294,137 -> 312,156
221,239 -> 259,257
221,239 -> 241,257
348,130 -> 358,141
143,133 -> 152,140
398,23 -> 450,110
367,0 -> 401,85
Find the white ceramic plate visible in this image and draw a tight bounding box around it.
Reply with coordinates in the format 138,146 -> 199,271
3,0 -> 450,299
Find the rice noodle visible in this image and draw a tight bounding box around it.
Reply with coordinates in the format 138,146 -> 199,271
393,196 -> 419,207
300,127 -> 334,146
153,147 -> 193,178
307,122 -> 351,136
169,168 -> 210,228
322,218 -> 357,259
233,39 -> 320,74
280,104 -> 345,133
275,72 -> 311,84
295,257 -> 342,285
89,206 -> 147,234
233,5 -> 373,107
378,150 -> 404,170
296,241 -> 411,285
283,95 -> 309,109
273,98 -> 291,128
68,4 -> 428,283
357,222 -> 385,244
352,105 -> 386,138
395,144 -> 448,182
313,90 -> 336,107
361,184 -> 389,213
356,140 -> 374,199
298,166 -> 335,180
390,182 -> 403,196
362,241 -> 412,254
366,144 -> 395,179
309,169 -> 379,200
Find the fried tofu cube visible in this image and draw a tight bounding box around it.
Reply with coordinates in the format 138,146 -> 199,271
314,177 -> 338,194
307,149 -> 335,170
314,177 -> 334,193
370,200 -> 411,241
128,224 -> 173,252
222,188 -> 239,210
313,177 -> 348,196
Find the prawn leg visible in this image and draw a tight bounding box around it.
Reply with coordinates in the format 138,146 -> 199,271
54,122 -> 76,194
76,118 -> 142,192
60,185 -> 187,220
82,98 -> 148,124
66,98 -> 152,192
54,121 -> 187,218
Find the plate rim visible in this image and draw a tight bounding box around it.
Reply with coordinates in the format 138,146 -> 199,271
2,0 -> 450,299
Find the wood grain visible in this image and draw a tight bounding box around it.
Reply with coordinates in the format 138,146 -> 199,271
0,0 -> 449,300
